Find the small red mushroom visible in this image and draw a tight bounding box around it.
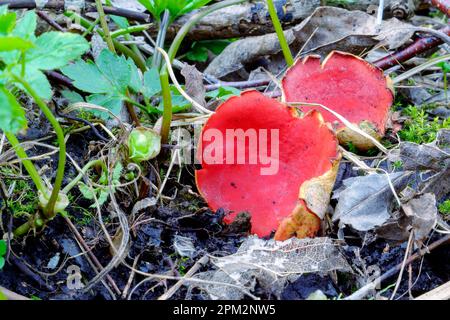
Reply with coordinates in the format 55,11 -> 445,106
195,91 -> 340,240
282,51 -> 394,150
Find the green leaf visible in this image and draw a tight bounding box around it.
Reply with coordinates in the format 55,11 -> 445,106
61,89 -> 85,104
87,93 -> 123,118
0,85 -> 27,133
138,0 -> 168,21
15,67 -> 53,100
0,257 -> 4,270
78,182 -> 96,200
0,240 -> 6,256
169,0 -> 212,19
0,12 -> 16,35
61,60 -> 113,94
186,45 -> 208,62
127,58 -> 141,93
0,36 -> 33,51
96,49 -> 130,93
27,32 -> 89,70
158,85 -> 190,113
112,162 -> 123,182
110,15 -> 129,28
206,86 -> 241,101
13,10 -> 36,40
139,0 -> 211,21
142,67 -> 161,98
95,190 -> 109,207
186,40 -> 231,62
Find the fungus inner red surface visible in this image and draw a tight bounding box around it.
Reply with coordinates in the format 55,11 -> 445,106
195,91 -> 338,237
282,52 -> 393,134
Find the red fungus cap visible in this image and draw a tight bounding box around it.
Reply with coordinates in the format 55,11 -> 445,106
195,91 -> 340,239
282,51 -> 394,150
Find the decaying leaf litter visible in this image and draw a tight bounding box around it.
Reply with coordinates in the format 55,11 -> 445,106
0,0 -> 449,301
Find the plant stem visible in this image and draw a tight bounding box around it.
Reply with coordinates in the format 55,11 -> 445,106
4,132 -> 47,195
159,0 -> 246,144
95,0 -> 116,53
152,10 -> 170,70
159,70 -> 172,145
14,220 -> 35,237
62,159 -> 107,194
110,24 -> 152,38
65,11 -> 145,126
168,0 -> 246,61
266,0 -> 294,66
12,75 -> 66,219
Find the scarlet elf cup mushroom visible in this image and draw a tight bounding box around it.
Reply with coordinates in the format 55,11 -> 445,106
282,51 -> 394,150
195,91 -> 340,240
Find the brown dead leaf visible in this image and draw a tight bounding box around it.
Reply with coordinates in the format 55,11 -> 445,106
181,64 -> 207,108
206,6 -> 415,78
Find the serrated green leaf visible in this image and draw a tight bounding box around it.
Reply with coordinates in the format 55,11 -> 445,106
0,85 -> 27,133
112,162 -> 123,182
27,32 -> 89,70
0,36 -> 33,51
96,50 -> 131,93
127,58 -> 141,93
94,190 -> 109,207
87,93 -> 123,118
78,182 -> 96,200
142,67 -> 161,98
61,60 -> 113,94
13,10 -> 36,40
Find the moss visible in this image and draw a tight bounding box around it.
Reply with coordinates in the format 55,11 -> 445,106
438,200 -> 450,215
399,106 -> 450,144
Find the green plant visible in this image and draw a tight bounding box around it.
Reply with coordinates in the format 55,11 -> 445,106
392,160 -> 403,170
0,8 -> 90,234
399,106 -> 450,144
61,50 -> 193,118
61,49 -> 161,118
77,162 -> 123,208
0,240 -> 6,270
439,200 -> 450,215
185,40 -> 232,62
437,61 -> 450,101
128,127 -> 162,162
141,0 -> 246,144
205,86 -> 241,101
2,171 -> 38,218
266,0 -> 294,66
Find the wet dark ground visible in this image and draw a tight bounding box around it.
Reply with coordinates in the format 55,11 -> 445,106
1,198 -> 448,300
0,122 -> 449,300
